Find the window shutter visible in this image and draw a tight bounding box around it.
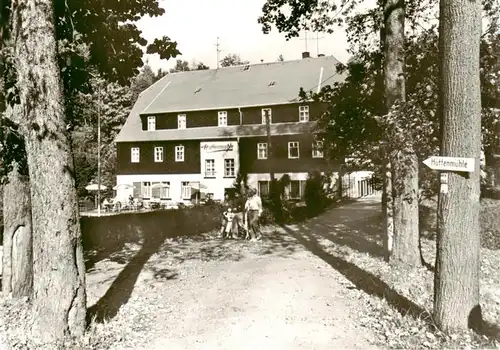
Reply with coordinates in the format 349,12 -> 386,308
133,182 -> 141,197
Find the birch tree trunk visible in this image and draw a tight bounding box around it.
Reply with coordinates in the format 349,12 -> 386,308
383,0 -> 420,267
433,0 -> 482,331
12,0 -> 87,342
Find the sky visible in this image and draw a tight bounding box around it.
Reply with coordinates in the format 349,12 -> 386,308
136,0 -> 354,72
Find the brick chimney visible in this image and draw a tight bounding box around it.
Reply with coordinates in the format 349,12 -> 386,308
302,51 -> 310,59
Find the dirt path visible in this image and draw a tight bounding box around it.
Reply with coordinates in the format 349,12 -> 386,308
86,196 -> 382,350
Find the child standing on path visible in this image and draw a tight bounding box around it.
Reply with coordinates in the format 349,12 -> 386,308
219,193 -> 233,238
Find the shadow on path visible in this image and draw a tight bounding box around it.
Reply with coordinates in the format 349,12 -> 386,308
280,223 -> 431,322
86,207 -> 221,324
304,199 -> 386,259
86,230 -> 179,324
281,197 -> 500,340
86,219 -> 301,324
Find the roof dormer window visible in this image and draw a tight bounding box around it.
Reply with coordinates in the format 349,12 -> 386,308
147,116 -> 156,131
177,114 -> 186,129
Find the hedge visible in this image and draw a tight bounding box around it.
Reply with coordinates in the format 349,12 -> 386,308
80,204 -> 223,254
0,204 -> 223,270
0,204 -> 222,253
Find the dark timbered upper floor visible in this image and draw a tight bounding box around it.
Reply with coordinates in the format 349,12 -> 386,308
116,134 -> 339,176
139,102 -> 327,131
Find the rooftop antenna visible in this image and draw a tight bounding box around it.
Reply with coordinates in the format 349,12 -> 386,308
315,32 -> 325,56
299,29 -> 312,52
215,37 -> 222,68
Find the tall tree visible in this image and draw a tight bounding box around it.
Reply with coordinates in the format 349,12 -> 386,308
433,0 -> 482,331
170,59 -> 190,72
1,0 -> 181,304
259,0 -> 421,265
220,53 -> 249,67
383,0 -> 420,266
129,64 -> 156,101
12,0 -> 86,342
193,61 -> 210,70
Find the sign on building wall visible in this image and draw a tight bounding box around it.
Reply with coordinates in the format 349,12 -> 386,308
201,143 -> 235,153
199,141 -> 240,199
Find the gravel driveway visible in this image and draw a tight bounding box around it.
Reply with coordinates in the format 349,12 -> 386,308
86,196 -> 381,350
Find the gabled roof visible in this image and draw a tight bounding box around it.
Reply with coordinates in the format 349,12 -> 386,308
116,55 -> 344,143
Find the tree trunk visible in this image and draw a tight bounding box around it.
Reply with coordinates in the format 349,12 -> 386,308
433,0 -> 482,332
382,157 -> 394,261
12,0 -> 87,343
378,24 -> 393,260
383,0 -> 420,267
390,150 -> 420,266
337,165 -> 344,199
1,27 -> 34,298
2,163 -> 32,298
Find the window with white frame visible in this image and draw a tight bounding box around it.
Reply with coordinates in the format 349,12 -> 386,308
299,105 -> 309,122
257,143 -> 268,159
131,147 -> 140,163
177,114 -> 186,129
261,108 -> 272,124
288,141 -> 300,159
289,180 -> 306,199
205,159 -> 215,177
218,111 -> 228,127
181,181 -> 191,199
312,140 -> 324,158
142,182 -> 152,198
224,158 -> 235,177
160,182 -> 170,199
147,116 -> 156,130
152,182 -> 161,198
175,145 -> 184,162
258,181 -> 270,197
154,146 -> 164,162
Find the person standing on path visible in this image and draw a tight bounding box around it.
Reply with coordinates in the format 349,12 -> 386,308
244,188 -> 263,241
219,193 -> 236,238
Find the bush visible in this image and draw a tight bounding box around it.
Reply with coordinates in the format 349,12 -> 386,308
304,171 -> 329,215
258,206 -> 276,226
